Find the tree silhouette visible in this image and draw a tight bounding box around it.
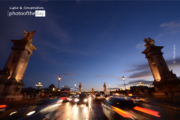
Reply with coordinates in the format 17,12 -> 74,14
49,84 -> 56,90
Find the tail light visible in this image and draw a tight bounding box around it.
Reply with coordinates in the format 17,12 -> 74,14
134,106 -> 160,117
111,106 -> 133,118
0,105 -> 6,109
139,98 -> 144,101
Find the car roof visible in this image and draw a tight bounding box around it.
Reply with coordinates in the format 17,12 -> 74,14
111,97 -> 132,101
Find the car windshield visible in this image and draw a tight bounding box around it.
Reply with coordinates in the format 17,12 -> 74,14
112,94 -> 125,98
109,98 -> 135,109
72,95 -> 78,98
131,95 -> 138,98
79,95 -> 87,98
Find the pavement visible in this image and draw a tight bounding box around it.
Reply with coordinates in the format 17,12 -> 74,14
142,97 -> 180,111
1,97 -> 180,120
4,99 -> 39,110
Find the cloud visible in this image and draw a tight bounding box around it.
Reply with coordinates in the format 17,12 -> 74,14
128,70 -> 152,79
160,21 -> 180,33
61,73 -> 75,76
94,74 -> 116,79
136,42 -> 145,49
127,63 -> 150,73
44,15 -> 70,44
154,33 -> 163,40
160,21 -> 180,28
127,57 -> 180,79
128,79 -> 153,85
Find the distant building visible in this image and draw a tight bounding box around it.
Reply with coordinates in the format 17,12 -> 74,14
130,86 -> 148,92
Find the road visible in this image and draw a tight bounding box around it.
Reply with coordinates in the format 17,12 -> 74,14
1,97 -> 180,120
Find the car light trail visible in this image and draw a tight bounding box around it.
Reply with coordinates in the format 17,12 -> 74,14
0,105 -> 6,108
9,111 -> 17,116
111,106 -> 133,118
134,106 -> 160,117
26,110 -> 35,116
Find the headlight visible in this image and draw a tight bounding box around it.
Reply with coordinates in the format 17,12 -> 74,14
67,98 -> 72,101
26,110 -> 35,116
56,99 -> 63,104
84,99 -> 87,102
75,98 -> 79,102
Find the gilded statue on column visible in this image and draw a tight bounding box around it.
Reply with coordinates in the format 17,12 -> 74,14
144,37 -> 155,47
22,31 -> 36,42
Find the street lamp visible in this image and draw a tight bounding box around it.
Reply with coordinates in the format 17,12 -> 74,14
35,81 -> 43,91
52,87 -> 55,91
122,76 -> 126,90
58,76 -> 61,89
75,84 -> 76,87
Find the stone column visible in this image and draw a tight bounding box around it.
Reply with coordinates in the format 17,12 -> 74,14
79,82 -> 81,93
103,83 -> 106,93
142,38 -> 180,97
0,31 -> 37,101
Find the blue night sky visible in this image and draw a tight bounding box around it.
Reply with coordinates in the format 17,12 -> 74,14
0,0 -> 180,92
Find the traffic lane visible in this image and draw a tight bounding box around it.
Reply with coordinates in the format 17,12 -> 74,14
21,101 -> 92,120
54,97 -> 97,120
133,103 -> 180,120
0,102 -> 62,120
53,97 -> 107,120
91,100 -> 108,120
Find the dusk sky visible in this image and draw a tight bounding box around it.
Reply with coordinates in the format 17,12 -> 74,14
0,0 -> 180,92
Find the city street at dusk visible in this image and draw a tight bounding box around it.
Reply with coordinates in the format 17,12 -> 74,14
1,1 -> 180,120
1,96 -> 180,120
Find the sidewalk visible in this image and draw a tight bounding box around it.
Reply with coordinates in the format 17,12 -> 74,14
5,99 -> 39,110
141,97 -> 180,111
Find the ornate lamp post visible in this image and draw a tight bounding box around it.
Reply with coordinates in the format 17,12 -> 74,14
35,81 -> 43,91
122,76 -> 126,90
109,84 -> 111,94
58,76 -> 61,90
52,87 -> 55,91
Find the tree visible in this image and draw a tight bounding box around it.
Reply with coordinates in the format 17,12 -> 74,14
49,84 -> 56,90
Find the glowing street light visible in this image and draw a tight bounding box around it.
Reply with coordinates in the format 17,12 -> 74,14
52,87 -> 55,91
122,76 -> 126,90
35,81 -> 43,90
138,81 -> 144,86
58,76 -> 61,89
75,84 -> 76,87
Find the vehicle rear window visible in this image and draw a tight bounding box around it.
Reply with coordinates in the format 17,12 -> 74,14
131,96 -> 138,98
79,95 -> 86,98
96,95 -> 100,97
109,98 -> 135,109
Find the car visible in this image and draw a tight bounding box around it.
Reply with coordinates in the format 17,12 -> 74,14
94,94 -> 102,100
0,98 -> 62,120
129,95 -> 144,102
76,94 -> 89,106
104,95 -> 109,99
69,95 -> 78,103
0,104 -> 6,113
36,98 -> 63,106
101,97 -> 136,120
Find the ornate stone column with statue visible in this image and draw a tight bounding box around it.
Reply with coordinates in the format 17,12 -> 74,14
92,87 -> 94,93
103,83 -> 106,93
0,31 -> 37,101
79,82 -> 82,93
142,38 -> 180,97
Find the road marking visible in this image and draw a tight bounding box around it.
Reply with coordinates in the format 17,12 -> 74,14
89,106 -> 97,120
